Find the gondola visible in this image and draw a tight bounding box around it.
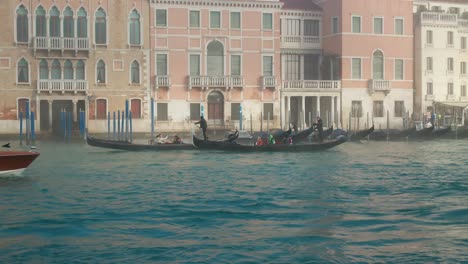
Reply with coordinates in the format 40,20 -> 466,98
192,134 -> 347,152
86,136 -> 194,151
272,127 -> 292,143
431,126 -> 451,138
291,126 -> 315,142
409,126 -> 434,140
440,127 -> 468,139
369,127 -> 416,141
349,125 -> 375,141
306,126 -> 334,143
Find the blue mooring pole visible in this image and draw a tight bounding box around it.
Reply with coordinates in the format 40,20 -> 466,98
151,97 -> 154,140
113,111 -> 116,140
19,112 -> 23,145
25,100 -> 30,146
117,110 -> 121,141
239,104 -> 243,131
107,112 -> 110,139
125,100 -> 129,141
30,111 -> 35,145
129,111 -> 133,143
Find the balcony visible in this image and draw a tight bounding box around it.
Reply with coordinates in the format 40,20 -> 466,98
262,76 -> 277,89
37,80 -> 88,94
154,75 -> 171,89
188,76 -> 244,89
280,35 -> 321,50
368,79 -> 391,94
282,80 -> 341,90
34,37 -> 90,52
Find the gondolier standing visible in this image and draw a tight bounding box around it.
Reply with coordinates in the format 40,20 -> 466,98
313,116 -> 323,143
195,115 -> 208,141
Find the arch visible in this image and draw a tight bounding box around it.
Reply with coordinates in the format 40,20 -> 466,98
17,58 -> 29,83
96,59 -> 106,83
35,6 -> 46,37
49,6 -> 61,37
16,5 -> 29,43
51,59 -> 61,79
372,50 -> 384,79
95,8 -> 107,44
207,40 -> 224,75
77,7 -> 88,38
131,60 -> 140,84
63,6 -> 74,38
39,59 -> 49,79
64,60 -> 73,80
76,60 -> 85,80
207,90 -> 225,121
129,9 -> 141,45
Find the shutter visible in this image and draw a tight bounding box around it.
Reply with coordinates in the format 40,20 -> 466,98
263,13 -> 272,30
231,103 -> 240,120
207,55 -> 223,76
157,54 -> 167,75
395,59 -> 403,80
231,55 -> 241,76
156,10 -> 167,26
190,103 -> 200,120
263,56 -> 273,76
190,55 -> 200,76
304,20 -> 319,36
210,11 -> 220,28
190,11 -> 199,27
352,58 -> 361,79
231,12 -> 240,29
352,17 -> 360,33
97,99 -> 106,119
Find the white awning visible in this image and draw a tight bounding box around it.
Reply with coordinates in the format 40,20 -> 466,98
434,101 -> 468,109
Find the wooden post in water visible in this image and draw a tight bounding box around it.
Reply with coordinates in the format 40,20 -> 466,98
30,111 -> 35,145
239,104 -> 243,131
260,111 -> 263,134
117,110 -> 121,141
267,112 -> 270,134
25,100 -> 30,146
125,100 -> 129,141
121,110 -> 125,141
386,110 -> 390,142
309,112 -> 311,128
151,97 -> 154,141
113,112 -> 116,140
348,111 -> 352,139
19,112 -> 23,145
250,113 -> 253,135
107,112 -> 110,139
68,111 -> 72,140
129,111 -> 133,143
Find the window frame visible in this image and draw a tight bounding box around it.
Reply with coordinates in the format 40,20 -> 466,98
95,8 -> 108,45
447,57 -> 454,72
130,60 -> 140,84
189,53 -> 201,76
17,58 -> 30,84
17,97 -> 30,120
189,10 -> 200,28
427,81 -> 433,95
262,55 -> 274,77
332,16 -> 338,34
263,103 -> 274,120
230,103 -> 241,121
155,9 -> 167,28
394,101 -> 405,118
156,102 -> 169,121
426,57 -> 433,72
230,54 -> 242,76
96,59 -> 107,84
129,9 -> 142,46
130,98 -> 142,119
262,12 -> 273,31
351,15 -> 361,33
351,58 -> 362,80
426,30 -> 433,46
395,59 -> 404,80
373,16 -> 383,34
156,53 -> 168,76
373,101 -> 384,118
210,10 -> 221,29
394,17 -> 404,35
230,11 -> 241,30
16,5 -> 29,43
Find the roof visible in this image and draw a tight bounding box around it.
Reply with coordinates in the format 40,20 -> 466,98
281,0 -> 322,11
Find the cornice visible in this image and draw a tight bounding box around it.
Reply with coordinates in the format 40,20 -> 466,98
281,11 -> 322,18
150,0 -> 283,10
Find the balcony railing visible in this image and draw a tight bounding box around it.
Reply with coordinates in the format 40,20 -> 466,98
37,79 -> 88,94
34,37 -> 90,51
262,76 -> 277,89
368,79 -> 391,94
280,35 -> 321,49
188,76 -> 244,89
282,80 -> 341,90
154,75 -> 171,89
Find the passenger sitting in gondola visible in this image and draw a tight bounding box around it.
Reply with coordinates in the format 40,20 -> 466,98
156,134 -> 168,144
255,136 -> 265,146
268,134 -> 276,145
292,123 -> 298,135
172,134 -> 183,144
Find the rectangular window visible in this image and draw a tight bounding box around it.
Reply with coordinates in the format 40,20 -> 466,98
352,16 -> 361,33
448,83 -> 454,95
263,13 -> 273,30
462,85 -> 467,97
427,57 -> 433,71
461,62 -> 466,75
304,20 -> 319,36
190,10 -> 200,28
190,54 -> 200,76
263,103 -> 274,120
263,56 -> 273,76
462,37 -> 467,50
373,17 -> 383,34
427,82 -> 433,95
373,101 -> 384,118
210,11 -> 221,28
131,99 -> 141,119
157,103 -> 168,121
190,103 -> 200,121
304,54 -> 319,80
230,12 -> 240,29
156,9 -> 167,27
448,57 -> 454,72
283,19 -> 300,36
352,58 -> 361,79
231,103 -> 240,120
285,54 -> 300,80
96,99 -> 107,120
231,55 -> 241,76
394,101 -> 405,117
332,17 -> 338,34
395,59 -> 404,80
351,101 -> 362,117
156,54 -> 167,76
447,31 -> 454,46
427,30 -> 433,45
395,18 -> 404,35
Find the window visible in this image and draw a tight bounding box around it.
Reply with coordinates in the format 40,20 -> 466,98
131,61 -> 140,84
304,54 -> 320,80
231,103 -> 240,120
63,7 -> 74,38
263,103 -> 273,120
352,16 -> 361,33
156,9 -> 167,27
284,54 -> 300,80
190,103 -> 200,121
190,54 -> 200,76
395,59 -> 404,80
462,37 -> 467,50
129,9 -> 141,45
97,60 -> 106,83
394,101 -> 404,117
96,99 -> 107,119
373,51 -> 384,79
230,12 -> 240,29
447,31 -> 454,47
77,8 -> 88,38
373,17 -> 383,34
373,101 -> 384,117
304,20 -> 319,36
39,59 -> 48,79
448,82 -> 454,95
426,30 -> 433,45
190,10 -> 200,28
16,5 -> 28,43
51,59 -> 61,79
17,58 -> 29,83
35,6 -> 46,37
395,18 -> 404,35
427,57 -> 433,72
263,13 -> 272,30
156,54 -> 168,76
263,56 -> 273,76
210,11 -> 221,28
95,8 -> 107,44
131,99 -> 141,119
64,60 -> 73,80
461,62 -> 467,75
332,17 -> 338,34
427,82 -> 433,95
448,57 -> 454,72
461,85 -> 467,97
352,58 -> 361,79
18,98 -> 28,117
157,103 -> 168,121
76,60 -> 85,80
283,19 -> 300,36
351,101 -> 362,117
50,6 -> 60,37
231,55 -> 241,76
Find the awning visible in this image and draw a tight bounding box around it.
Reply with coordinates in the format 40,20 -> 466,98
434,101 -> 468,109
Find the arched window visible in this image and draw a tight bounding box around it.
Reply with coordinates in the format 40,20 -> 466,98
131,61 -> 140,84
207,41 -> 224,76
17,58 -> 29,83
63,7 -> 74,38
77,8 -> 87,38
95,8 -> 107,44
97,60 -> 106,83
35,6 -> 46,37
64,60 -> 73,79
49,6 -> 60,37
373,50 -> 384,79
16,5 -> 29,42
131,99 -> 141,119
76,60 -> 85,80
129,9 -> 141,45
39,59 -> 49,79
51,59 -> 61,79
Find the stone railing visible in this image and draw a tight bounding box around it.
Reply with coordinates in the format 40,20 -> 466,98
188,76 -> 244,89
34,37 -> 90,51
280,35 -> 321,49
419,12 -> 459,26
262,76 -> 277,89
368,79 -> 391,94
37,79 -> 88,94
154,75 -> 171,88
282,80 -> 341,90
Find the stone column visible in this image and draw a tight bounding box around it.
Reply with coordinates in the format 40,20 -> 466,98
331,96 -> 335,127
48,100 -> 53,133
302,96 -> 306,129
72,99 -> 78,122
316,96 -> 321,118
287,96 -> 291,126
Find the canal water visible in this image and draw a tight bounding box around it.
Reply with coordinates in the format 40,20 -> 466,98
1,139 -> 467,263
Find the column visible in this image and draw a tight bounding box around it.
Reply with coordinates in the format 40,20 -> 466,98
280,94 -> 285,129
287,96 -> 291,126
48,100 -> 53,133
331,96 -> 335,127
316,96 -> 321,118
302,96 -> 306,129
72,99 -> 78,122
336,96 -> 341,129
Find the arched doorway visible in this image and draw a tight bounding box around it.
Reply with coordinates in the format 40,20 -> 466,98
207,41 -> 224,76
208,91 -> 224,125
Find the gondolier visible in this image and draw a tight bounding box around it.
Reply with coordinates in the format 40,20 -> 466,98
313,116 -> 323,143
195,115 -> 208,141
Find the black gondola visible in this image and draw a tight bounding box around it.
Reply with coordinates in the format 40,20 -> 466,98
192,134 -> 347,152
306,126 -> 334,143
369,127 -> 416,141
291,126 -> 315,142
409,126 -> 434,139
349,125 -> 375,141
86,136 -> 194,151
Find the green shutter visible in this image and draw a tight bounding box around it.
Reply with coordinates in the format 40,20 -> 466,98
190,55 -> 200,76
190,11 -> 200,28
156,10 -> 167,27
352,58 -> 361,79
263,56 -> 273,76
231,12 -> 240,29
210,11 -> 220,28
352,17 -> 361,33
231,55 -> 241,76
157,54 -> 167,76
395,59 -> 404,80
263,13 -> 272,30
